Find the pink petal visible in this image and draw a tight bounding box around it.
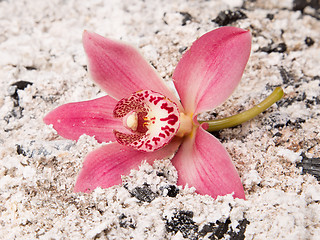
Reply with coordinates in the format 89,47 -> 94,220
74,138 -> 182,193
171,126 -> 245,199
172,27 -> 251,114
82,31 -> 182,109
43,96 -> 124,143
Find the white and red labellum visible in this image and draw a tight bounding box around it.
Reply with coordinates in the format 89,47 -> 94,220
113,90 -> 180,152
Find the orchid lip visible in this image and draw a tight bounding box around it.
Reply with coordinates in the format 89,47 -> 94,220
113,90 -> 181,152
123,111 -> 139,131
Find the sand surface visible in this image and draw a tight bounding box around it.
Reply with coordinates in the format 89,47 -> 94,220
0,0 -> 320,239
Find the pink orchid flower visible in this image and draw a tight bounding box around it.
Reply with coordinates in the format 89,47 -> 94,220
44,27 -> 252,199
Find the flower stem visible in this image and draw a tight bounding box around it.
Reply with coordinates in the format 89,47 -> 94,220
200,87 -> 284,132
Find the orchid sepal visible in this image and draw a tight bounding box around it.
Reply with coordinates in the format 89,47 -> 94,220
172,26 -> 252,114
171,125 -> 245,199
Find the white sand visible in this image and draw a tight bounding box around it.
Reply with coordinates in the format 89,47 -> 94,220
1,0 -> 320,239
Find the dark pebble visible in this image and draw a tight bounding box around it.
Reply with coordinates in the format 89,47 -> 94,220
179,46 -> 188,54
156,171 -> 165,177
25,66 -> 37,71
286,118 -> 306,129
266,13 -> 274,20
261,43 -> 287,53
293,0 -> 320,11
130,184 -> 157,202
166,211 -> 249,240
4,81 -> 33,123
296,92 -> 306,102
179,12 -> 192,26
274,43 -> 287,53
9,81 -> 33,106
228,219 -> 250,240
199,220 -> 230,239
199,218 -> 249,240
16,144 -> 27,156
4,107 -> 24,123
119,213 -> 136,229
11,80 -> 33,91
279,66 -> 292,84
307,96 -> 320,107
273,132 -> 283,137
165,210 -> 199,239
293,0 -> 308,11
161,185 -> 179,197
212,10 -> 247,26
297,153 -> 320,181
274,123 -> 285,129
305,37 -> 315,46
276,97 -> 295,108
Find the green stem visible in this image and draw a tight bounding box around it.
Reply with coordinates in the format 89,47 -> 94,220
199,87 -> 284,132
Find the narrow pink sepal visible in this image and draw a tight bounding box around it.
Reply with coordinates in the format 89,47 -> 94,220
172,27 -> 251,114
43,96 -> 123,143
74,138 -> 182,193
171,126 -> 245,199
82,31 -> 182,109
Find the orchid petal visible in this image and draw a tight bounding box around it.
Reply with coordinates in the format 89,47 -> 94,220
172,27 -> 251,114
44,96 -> 123,143
82,31 -> 182,109
74,138 -> 182,193
171,126 -> 245,199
